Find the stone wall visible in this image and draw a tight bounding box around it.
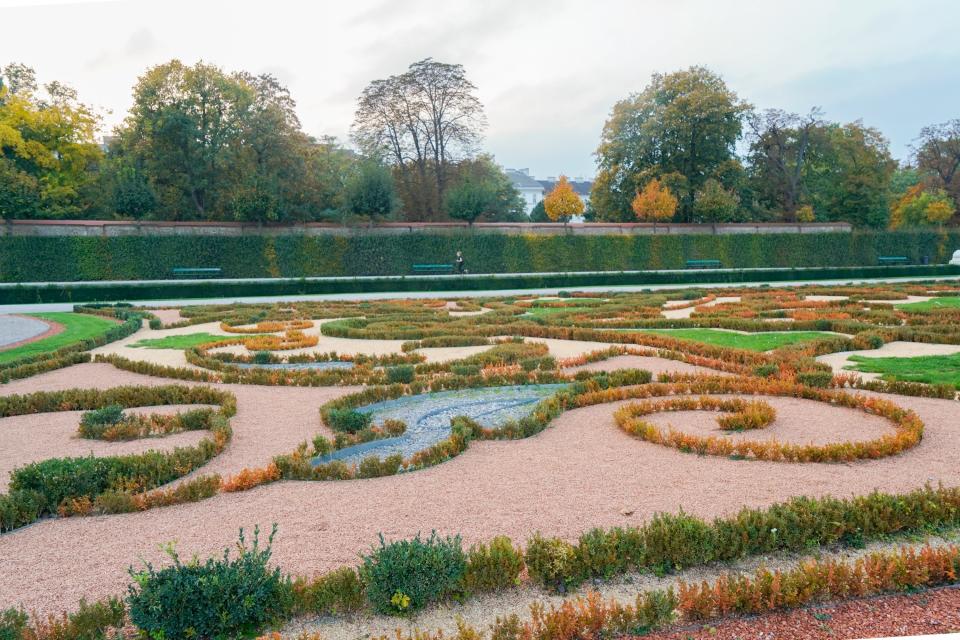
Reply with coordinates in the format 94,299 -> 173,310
0,220 -> 852,237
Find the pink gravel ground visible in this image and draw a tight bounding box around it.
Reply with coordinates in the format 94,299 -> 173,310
148,308 -> 184,326
1,362 -> 960,615
566,354 -> 726,377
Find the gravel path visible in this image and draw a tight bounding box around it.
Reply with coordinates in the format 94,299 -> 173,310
2,362 -> 959,615
0,314 -> 58,349
566,354 -> 726,376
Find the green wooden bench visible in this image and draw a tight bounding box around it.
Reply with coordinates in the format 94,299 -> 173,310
171,267 -> 223,278
878,256 -> 910,266
685,259 -> 722,269
412,264 -> 454,274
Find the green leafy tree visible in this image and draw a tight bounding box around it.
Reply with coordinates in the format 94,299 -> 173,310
692,178 -> 743,222
116,60 -> 326,222
529,200 -> 550,222
593,66 -> 749,221
446,155 -> 524,222
343,161 -> 398,220
805,122 -> 895,228
444,177 -> 497,224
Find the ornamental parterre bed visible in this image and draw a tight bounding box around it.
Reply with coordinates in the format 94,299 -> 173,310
3,282 -> 960,637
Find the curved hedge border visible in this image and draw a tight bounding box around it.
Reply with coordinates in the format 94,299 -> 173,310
0,384 -> 236,533
614,393 -> 922,463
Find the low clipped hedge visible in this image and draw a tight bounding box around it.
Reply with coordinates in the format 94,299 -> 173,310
4,264 -> 960,304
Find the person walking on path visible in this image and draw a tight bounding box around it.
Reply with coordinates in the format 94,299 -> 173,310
455,251 -> 466,274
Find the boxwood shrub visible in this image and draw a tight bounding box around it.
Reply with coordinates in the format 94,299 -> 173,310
360,532 -> 467,615
127,525 -> 292,640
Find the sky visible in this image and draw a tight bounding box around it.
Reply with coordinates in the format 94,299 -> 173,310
2,0 -> 959,179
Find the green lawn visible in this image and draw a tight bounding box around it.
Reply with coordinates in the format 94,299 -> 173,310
130,333 -> 235,349
896,297 -> 960,312
524,306 -> 593,317
0,312 -> 119,364
847,352 -> 960,389
614,328 -> 838,351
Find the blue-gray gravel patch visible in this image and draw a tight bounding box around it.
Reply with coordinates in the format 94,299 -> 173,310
312,384 -> 566,467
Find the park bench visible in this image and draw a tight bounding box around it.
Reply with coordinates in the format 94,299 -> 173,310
412,264 -> 454,274
171,267 -> 223,278
877,256 -> 910,266
685,259 -> 722,269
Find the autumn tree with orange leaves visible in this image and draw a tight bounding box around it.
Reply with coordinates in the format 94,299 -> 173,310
632,178 -> 677,225
544,175 -> 585,223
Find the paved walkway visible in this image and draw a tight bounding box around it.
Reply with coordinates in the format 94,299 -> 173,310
0,314 -> 50,348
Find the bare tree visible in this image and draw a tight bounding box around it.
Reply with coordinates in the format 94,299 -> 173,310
746,107 -> 824,219
913,119 -> 960,205
350,58 -> 485,219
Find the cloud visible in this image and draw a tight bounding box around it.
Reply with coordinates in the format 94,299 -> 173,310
4,0 -> 960,177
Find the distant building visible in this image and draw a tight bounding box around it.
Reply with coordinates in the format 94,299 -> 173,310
505,168 -> 544,215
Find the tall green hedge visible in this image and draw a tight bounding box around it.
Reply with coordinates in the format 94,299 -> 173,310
0,230 -> 955,282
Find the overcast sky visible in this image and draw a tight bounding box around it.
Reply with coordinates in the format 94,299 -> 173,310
3,0 -> 958,179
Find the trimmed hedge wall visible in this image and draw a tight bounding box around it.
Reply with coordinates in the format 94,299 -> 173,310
3,265 -> 960,304
0,230 -> 956,283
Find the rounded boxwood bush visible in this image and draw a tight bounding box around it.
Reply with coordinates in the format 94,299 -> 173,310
127,525 -> 292,639
360,532 -> 466,615
326,408 -> 373,433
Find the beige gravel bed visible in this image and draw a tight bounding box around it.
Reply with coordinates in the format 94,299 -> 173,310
2,361 -> 959,615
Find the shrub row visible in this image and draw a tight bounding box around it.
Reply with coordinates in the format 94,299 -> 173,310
1,230 -> 956,283
8,486 -> 960,639
4,263 -> 960,304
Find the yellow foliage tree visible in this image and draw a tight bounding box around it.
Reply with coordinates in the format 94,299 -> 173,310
544,175 -> 585,222
631,178 -> 677,224
890,184 -> 957,228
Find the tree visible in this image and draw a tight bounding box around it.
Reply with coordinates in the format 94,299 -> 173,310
447,155 -> 524,222
0,63 -> 103,218
745,108 -> 824,220
692,179 -> 742,222
444,177 -> 497,224
544,175 -> 584,223
593,66 -> 749,221
631,178 -> 677,225
913,120 -> 960,208
343,161 -> 397,220
116,60 -> 323,222
804,122 -> 895,228
890,185 -> 956,228
351,59 -> 486,220
529,200 -> 550,222
0,158 -> 40,219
